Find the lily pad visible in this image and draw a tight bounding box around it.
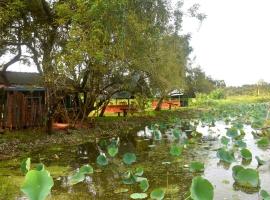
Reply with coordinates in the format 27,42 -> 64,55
257,137 -> 270,148
130,193 -> 148,199
169,144 -> 183,156
217,148 -> 235,163
21,169 -> 54,200
107,144 -> 118,157
226,127 -> 239,138
139,178 -> 149,192
21,158 -> 31,174
190,176 -> 214,200
69,165 -> 94,185
190,161 -> 205,173
221,136 -> 230,146
234,140 -> 247,148
96,154 -> 108,166
232,165 -> 260,188
260,190 -> 270,200
173,128 -> 181,139
135,167 -> 144,176
240,148 -> 252,160
123,153 -> 136,165
150,188 -> 165,200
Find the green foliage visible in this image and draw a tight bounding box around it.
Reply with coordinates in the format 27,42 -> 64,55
220,136 -> 230,146
209,89 -> 226,100
21,158 -> 31,174
123,153 -> 136,165
169,144 -> 183,156
234,140 -> 247,148
226,127 -> 239,138
69,165 -> 94,185
232,165 -> 260,188
190,176 -> 214,200
261,190 -> 270,200
21,168 -> 54,200
107,144 -> 118,157
139,178 -> 149,192
96,154 -> 109,166
216,148 -> 235,163
189,161 -> 205,173
257,137 -> 270,148
150,188 -> 165,200
134,167 -> 144,176
240,148 -> 252,160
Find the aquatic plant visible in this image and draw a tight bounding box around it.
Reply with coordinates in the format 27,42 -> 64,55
169,144 -> 183,156
232,165 -> 260,188
190,176 -> 214,200
20,160 -> 54,200
216,148 -> 235,163
240,148 -> 252,160
69,165 -> 94,185
123,153 -> 137,165
150,188 -> 165,200
189,161 -> 205,173
96,154 -> 109,166
260,190 -> 270,200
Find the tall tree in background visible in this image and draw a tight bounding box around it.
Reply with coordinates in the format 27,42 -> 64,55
0,0 -> 204,131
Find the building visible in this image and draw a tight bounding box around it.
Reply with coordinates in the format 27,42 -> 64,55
0,71 -> 45,129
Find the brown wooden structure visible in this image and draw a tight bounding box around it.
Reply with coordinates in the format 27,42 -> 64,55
0,71 -> 45,129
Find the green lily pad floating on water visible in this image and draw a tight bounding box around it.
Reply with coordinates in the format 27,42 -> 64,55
190,161 -> 205,173
226,127 -> 239,138
130,193 -> 148,199
69,164 -> 94,185
169,144 -> 183,156
96,154 -> 108,166
21,168 -> 54,200
21,157 -> 31,174
190,176 -> 214,200
257,137 -> 270,148
135,167 -> 144,176
234,140 -> 247,148
123,153 -> 136,165
240,148 -> 252,160
107,144 -> 118,157
255,156 -> 266,166
217,148 -> 235,163
139,178 -> 149,192
260,190 -> 270,200
35,163 -> 45,171
220,136 -> 230,146
150,188 -> 165,200
173,128 -> 181,139
232,165 -> 260,188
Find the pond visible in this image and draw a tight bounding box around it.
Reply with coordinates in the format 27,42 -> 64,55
0,114 -> 270,200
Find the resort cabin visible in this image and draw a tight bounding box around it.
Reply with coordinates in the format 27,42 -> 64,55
0,71 -> 45,129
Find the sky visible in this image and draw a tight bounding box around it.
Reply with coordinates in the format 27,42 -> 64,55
4,0 -> 270,86
180,0 -> 270,86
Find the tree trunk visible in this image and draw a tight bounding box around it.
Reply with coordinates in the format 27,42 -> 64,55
155,97 -> 164,111
99,100 -> 110,117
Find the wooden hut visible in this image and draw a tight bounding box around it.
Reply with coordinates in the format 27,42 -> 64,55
0,71 -> 45,129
